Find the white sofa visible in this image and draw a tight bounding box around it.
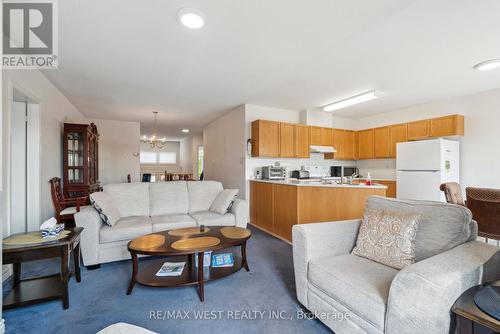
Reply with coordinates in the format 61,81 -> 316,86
75,181 -> 248,267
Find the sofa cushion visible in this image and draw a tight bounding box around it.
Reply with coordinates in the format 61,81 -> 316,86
190,211 -> 236,226
366,196 -> 473,261
187,181 -> 223,214
149,182 -> 189,216
90,192 -> 122,227
353,208 -> 420,269
308,254 -> 398,331
99,216 -> 152,244
210,189 -> 239,215
104,183 -> 150,217
151,214 -> 197,233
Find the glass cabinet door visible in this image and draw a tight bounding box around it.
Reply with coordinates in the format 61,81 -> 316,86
67,131 -> 84,184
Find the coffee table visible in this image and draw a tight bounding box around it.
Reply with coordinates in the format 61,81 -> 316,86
126,226 -> 251,301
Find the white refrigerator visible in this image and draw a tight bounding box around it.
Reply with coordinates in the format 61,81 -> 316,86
396,139 -> 459,201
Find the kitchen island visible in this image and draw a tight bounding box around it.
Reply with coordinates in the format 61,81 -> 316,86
250,179 -> 387,242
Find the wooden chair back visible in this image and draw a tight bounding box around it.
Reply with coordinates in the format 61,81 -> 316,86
466,187 -> 500,240
49,177 -> 65,213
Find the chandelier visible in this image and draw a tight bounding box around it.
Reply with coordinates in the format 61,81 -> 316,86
141,111 -> 166,149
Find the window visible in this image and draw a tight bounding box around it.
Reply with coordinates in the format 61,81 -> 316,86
140,151 -> 177,164
197,146 -> 204,178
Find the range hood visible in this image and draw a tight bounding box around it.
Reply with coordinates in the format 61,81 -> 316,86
310,145 -> 337,153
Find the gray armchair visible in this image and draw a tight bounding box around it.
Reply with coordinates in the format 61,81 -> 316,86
292,196 -> 500,334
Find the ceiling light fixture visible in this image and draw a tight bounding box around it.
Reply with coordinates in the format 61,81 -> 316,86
323,90 -> 378,112
182,129 -> 190,133
177,8 -> 205,29
473,59 -> 500,71
141,112 -> 167,149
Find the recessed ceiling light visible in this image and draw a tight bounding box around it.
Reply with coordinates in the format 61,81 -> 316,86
182,129 -> 190,133
473,59 -> 500,71
323,90 -> 378,112
177,8 -> 205,29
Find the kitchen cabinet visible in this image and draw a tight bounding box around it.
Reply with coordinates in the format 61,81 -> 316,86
251,120 -> 280,157
429,115 -> 464,138
374,126 -> 391,158
378,180 -> 397,198
332,129 -> 346,159
358,129 -> 375,159
320,127 -> 333,146
389,123 -> 408,157
250,181 -> 274,232
294,124 -> 310,158
279,122 -> 295,158
407,119 -> 430,141
326,129 -> 356,160
309,126 -> 322,146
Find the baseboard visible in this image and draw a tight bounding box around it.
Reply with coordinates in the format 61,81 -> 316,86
248,223 -> 292,245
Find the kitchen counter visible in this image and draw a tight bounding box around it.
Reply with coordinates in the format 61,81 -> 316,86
250,179 -> 387,242
250,178 -> 388,189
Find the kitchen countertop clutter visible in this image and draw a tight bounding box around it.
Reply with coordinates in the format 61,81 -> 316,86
251,178 -> 388,189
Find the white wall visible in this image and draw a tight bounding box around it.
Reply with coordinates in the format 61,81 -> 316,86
353,87 -> 500,190
89,118 -> 140,184
2,70 -> 86,234
203,105 -> 246,196
140,141 -> 182,174
180,133 -> 203,179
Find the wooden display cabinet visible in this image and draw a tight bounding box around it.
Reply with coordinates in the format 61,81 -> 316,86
63,123 -> 100,199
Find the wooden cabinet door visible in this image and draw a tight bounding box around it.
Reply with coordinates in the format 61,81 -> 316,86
407,120 -> 430,140
309,126 -> 322,146
294,124 -> 310,158
429,115 -> 464,137
250,182 -> 274,232
279,123 -> 295,158
389,123 -> 408,157
344,130 -> 356,160
378,181 -> 397,198
332,129 -> 345,159
321,127 -> 333,146
353,131 -> 359,160
374,126 -> 390,158
358,129 -> 375,159
251,120 -> 280,157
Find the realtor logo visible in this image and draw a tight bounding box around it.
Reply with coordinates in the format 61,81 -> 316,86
2,0 -> 58,68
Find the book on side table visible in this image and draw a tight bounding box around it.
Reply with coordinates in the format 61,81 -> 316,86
156,262 -> 186,277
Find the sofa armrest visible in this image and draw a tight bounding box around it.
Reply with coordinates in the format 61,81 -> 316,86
230,199 -> 248,228
386,241 -> 500,334
292,220 -> 361,307
74,206 -> 104,266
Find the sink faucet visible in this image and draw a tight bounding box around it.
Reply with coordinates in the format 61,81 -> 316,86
346,172 -> 358,185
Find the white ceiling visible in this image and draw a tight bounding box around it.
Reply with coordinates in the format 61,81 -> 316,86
44,0 -> 500,139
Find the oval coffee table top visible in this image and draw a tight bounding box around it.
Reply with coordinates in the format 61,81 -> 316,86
128,226 -> 252,255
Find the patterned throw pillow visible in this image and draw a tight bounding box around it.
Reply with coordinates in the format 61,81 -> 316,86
89,192 -> 121,227
352,208 -> 421,270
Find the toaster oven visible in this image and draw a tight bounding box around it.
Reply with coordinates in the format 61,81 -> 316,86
261,166 -> 287,180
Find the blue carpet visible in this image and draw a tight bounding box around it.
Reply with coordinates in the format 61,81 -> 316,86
3,227 -> 331,334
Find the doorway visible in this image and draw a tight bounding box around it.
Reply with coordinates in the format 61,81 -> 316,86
10,88 -> 41,234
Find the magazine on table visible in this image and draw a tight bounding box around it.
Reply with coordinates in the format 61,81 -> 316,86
156,262 -> 186,277
212,253 -> 234,268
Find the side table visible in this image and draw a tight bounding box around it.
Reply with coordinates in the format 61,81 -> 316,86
2,227 -> 84,310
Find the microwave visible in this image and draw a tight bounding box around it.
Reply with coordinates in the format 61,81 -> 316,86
331,166 -> 358,178
261,166 -> 287,180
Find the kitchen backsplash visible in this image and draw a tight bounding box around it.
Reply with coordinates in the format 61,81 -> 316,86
357,159 -> 396,180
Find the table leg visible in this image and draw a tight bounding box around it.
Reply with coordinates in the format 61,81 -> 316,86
456,315 -> 474,334
127,252 -> 138,295
61,246 -> 70,309
197,252 -> 205,302
74,242 -> 81,283
241,241 -> 250,272
13,263 -> 21,288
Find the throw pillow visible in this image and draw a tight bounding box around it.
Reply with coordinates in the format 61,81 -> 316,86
89,192 -> 122,227
352,208 -> 421,270
209,189 -> 239,215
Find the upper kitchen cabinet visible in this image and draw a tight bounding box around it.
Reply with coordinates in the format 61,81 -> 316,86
320,127 -> 333,146
407,119 -> 430,140
429,115 -> 464,138
327,129 -> 356,160
358,129 -> 375,159
389,123 -> 408,157
374,126 -> 391,158
309,126 -> 322,146
251,120 -> 280,157
279,122 -> 295,158
294,124 -> 310,158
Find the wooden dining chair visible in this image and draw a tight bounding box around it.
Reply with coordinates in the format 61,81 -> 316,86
439,182 -> 466,206
466,187 -> 500,243
49,177 -> 87,227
